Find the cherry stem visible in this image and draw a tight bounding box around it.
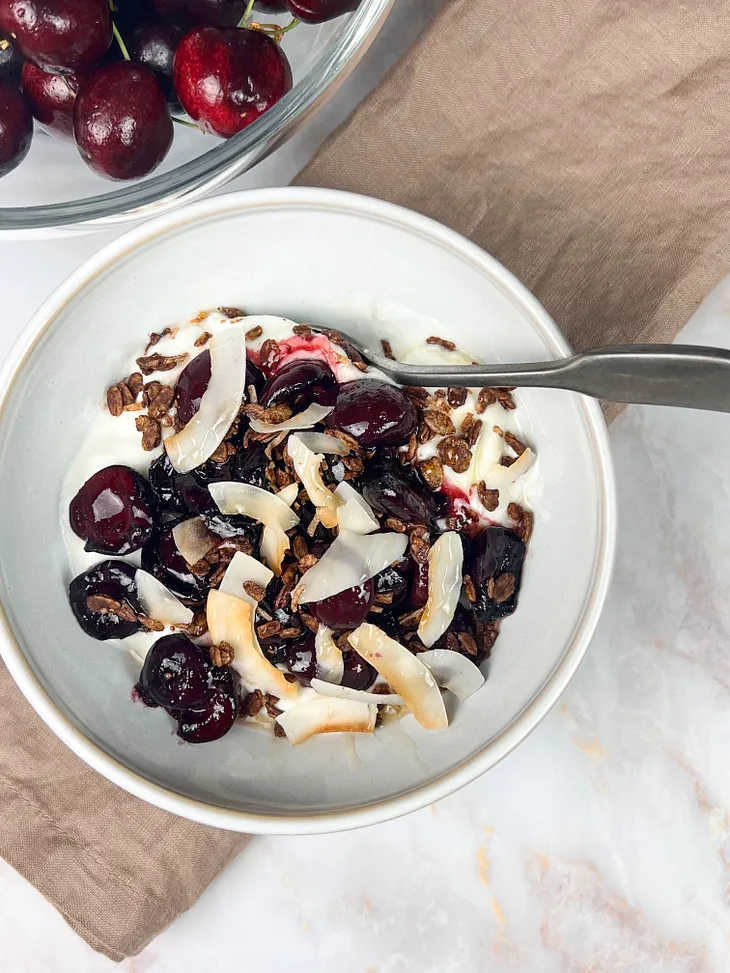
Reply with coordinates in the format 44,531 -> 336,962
238,0 -> 256,27
248,17 -> 299,38
172,116 -> 200,130
112,22 -> 131,61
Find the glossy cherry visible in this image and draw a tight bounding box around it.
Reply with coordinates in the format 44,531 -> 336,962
326,380 -> 417,446
151,0 -> 247,27
21,61 -> 79,138
468,526 -> 525,621
175,349 -> 211,425
74,63 -> 173,180
284,0 -> 360,23
310,580 -> 375,631
259,357 -> 338,409
341,649 -> 376,691
361,464 -> 435,526
176,687 -> 238,743
373,559 -> 410,608
285,634 -> 316,683
0,37 -> 22,80
68,559 -> 142,641
139,634 -> 216,711
129,24 -> 184,108
229,444 -> 269,491
0,0 -> 112,74
69,464 -> 157,555
141,522 -> 210,602
173,26 -> 292,138
0,81 -> 31,177
408,557 -> 429,609
148,451 -> 230,516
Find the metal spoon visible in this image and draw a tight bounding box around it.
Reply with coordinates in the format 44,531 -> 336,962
313,327 -> 730,412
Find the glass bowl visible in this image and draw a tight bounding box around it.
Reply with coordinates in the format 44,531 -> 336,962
0,0 -> 392,233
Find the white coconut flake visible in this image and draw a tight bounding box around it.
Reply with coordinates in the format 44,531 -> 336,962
348,623 -> 448,731
207,588 -> 298,699
249,403 -> 334,434
310,678 -> 403,706
276,482 -> 299,507
260,521 -> 291,577
275,696 -> 376,745
314,625 -> 344,684
334,481 -> 379,534
418,532 -> 464,648
482,448 -> 536,488
287,433 -> 343,529
209,481 -> 299,529
418,650 -> 485,700
135,570 -> 193,627
219,551 -> 273,606
171,517 -> 219,566
293,431 -> 351,456
294,530 -> 408,605
165,328 -> 246,473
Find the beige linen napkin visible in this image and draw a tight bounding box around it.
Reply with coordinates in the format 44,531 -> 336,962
3,0 -> 730,960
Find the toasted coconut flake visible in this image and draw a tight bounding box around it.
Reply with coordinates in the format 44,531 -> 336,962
172,517 -> 218,565
135,570 -> 194,627
310,678 -> 403,705
417,532 -> 464,648
314,625 -> 344,684
275,697 -> 375,745
207,588 -> 297,698
334,481 -> 379,534
294,530 -> 408,605
165,328 -> 246,473
276,482 -> 299,507
249,403 -> 333,434
287,433 -> 343,529
295,432 -> 350,456
348,623 -> 448,730
482,448 -> 536,488
219,551 -> 273,606
418,650 -> 485,700
260,521 -> 291,576
209,481 -> 299,530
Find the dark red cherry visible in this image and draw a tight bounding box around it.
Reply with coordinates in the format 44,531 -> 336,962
141,522 -> 210,602
310,581 -> 375,631
285,634 -> 316,684
140,634 -> 215,711
173,26 -> 292,138
468,526 -> 525,622
341,649 -> 376,691
20,61 -> 79,137
373,559 -> 410,608
68,559 -> 142,641
326,380 -> 417,446
147,451 -> 231,516
246,356 -> 265,398
0,80 -> 31,177
74,63 -> 173,180
408,558 -> 429,609
175,349 -> 211,425
361,465 -> 435,527
151,0 -> 247,27
260,358 -> 338,410
0,0 -> 112,74
256,0 -> 287,10
129,24 -> 184,109
0,37 -> 23,80
69,465 -> 158,555
284,0 -> 360,23
229,444 -> 269,491
148,452 -> 186,514
177,687 -> 238,743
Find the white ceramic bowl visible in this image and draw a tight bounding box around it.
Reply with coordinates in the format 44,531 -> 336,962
0,188 -> 616,833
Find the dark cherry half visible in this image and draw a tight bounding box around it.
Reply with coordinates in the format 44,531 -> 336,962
129,24 -> 184,109
173,26 -> 292,138
259,358 -> 338,410
148,451 -> 231,516
468,526 -> 526,622
285,634 -> 316,684
141,522 -> 210,602
0,80 -> 31,178
361,464 -> 436,527
175,349 -> 211,425
74,63 -> 173,180
229,444 -> 269,491
176,687 -> 238,743
310,580 -> 375,631
68,559 -> 142,641
151,0 -> 247,27
21,61 -> 79,138
408,558 -> 429,609
139,633 -> 215,711
326,380 -> 417,446
0,0 -> 112,74
285,0 -> 360,23
340,649 -> 376,691
69,464 -> 157,555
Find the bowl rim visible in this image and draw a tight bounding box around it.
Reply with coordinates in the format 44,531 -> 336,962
0,187 -> 617,833
0,0 -> 393,232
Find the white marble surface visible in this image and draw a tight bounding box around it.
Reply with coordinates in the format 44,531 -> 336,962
3,3 -> 730,969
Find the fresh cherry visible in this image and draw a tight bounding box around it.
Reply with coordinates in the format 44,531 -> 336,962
0,0 -> 112,74
0,80 -> 31,177
173,26 -> 292,138
68,559 -> 143,641
139,634 -> 216,711
151,0 -> 247,27
69,464 -> 158,555
259,358 -> 338,410
176,687 -> 238,743
361,464 -> 435,526
129,24 -> 184,109
141,522 -> 210,602
20,61 -> 79,138
341,649 -> 376,691
229,444 -> 269,491
74,63 -> 173,180
0,37 -> 22,80
285,634 -> 316,684
148,452 -> 230,516
468,526 -> 525,621
408,557 -> 429,609
326,380 -> 417,446
310,580 -> 375,631
284,0 -> 360,23
175,349 -> 211,425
